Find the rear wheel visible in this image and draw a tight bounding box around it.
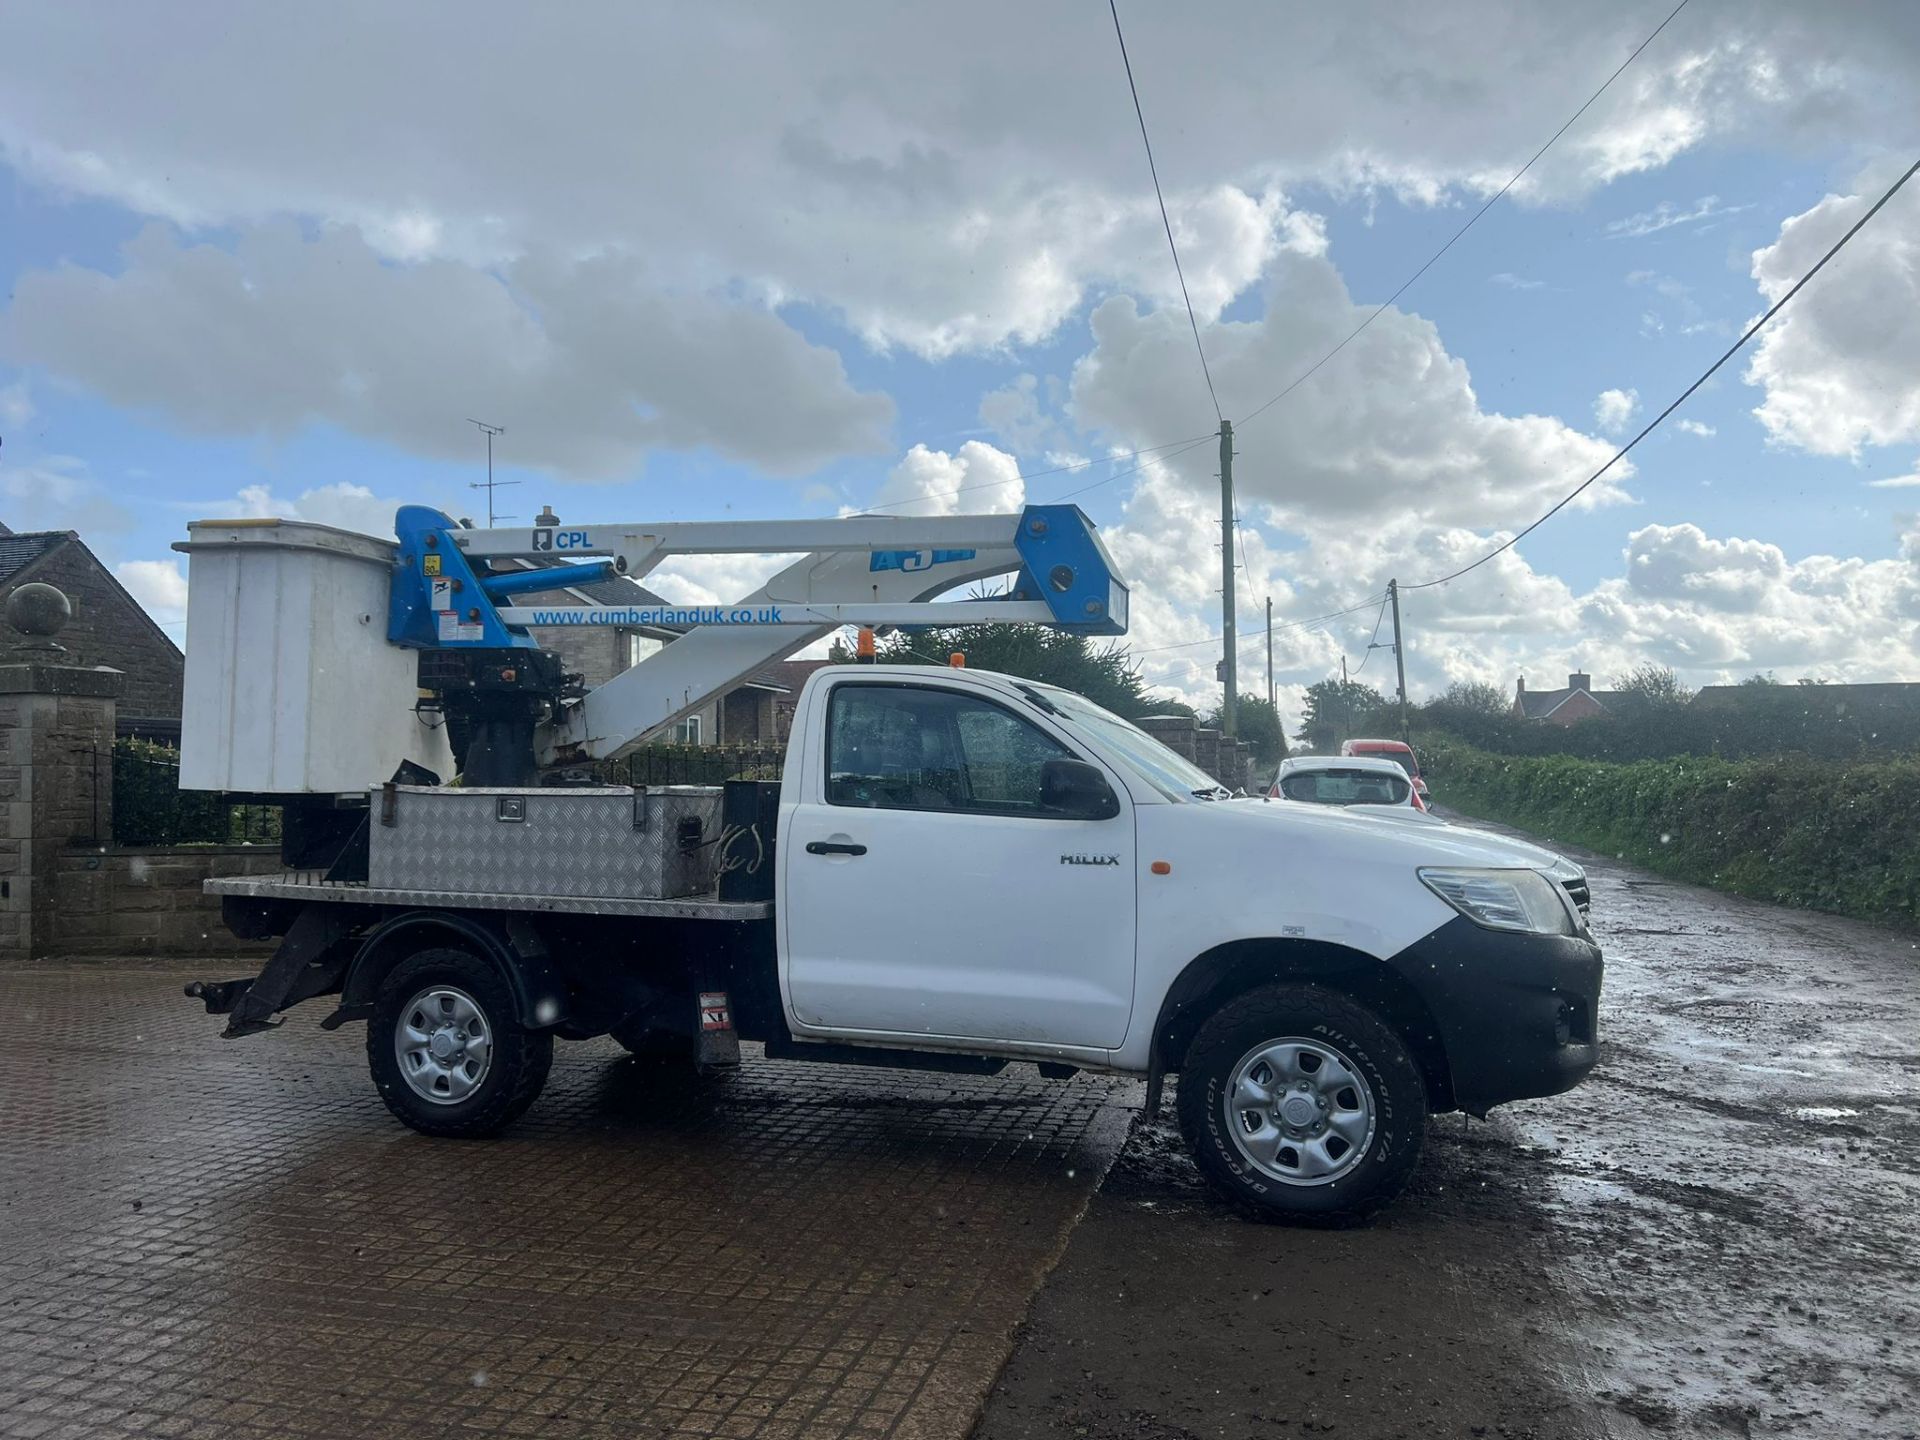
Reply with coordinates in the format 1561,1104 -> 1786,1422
1177,982 -> 1426,1224
367,947 -> 552,1137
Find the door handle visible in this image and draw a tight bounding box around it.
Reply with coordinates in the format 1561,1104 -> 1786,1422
805,840 -> 867,856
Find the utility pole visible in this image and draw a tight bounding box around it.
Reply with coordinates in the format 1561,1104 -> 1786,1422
1219,419 -> 1236,736
467,419 -> 515,526
1265,595 -> 1274,712
1389,577 -> 1410,743
1341,654 -> 1349,746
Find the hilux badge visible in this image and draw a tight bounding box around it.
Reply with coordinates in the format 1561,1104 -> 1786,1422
1060,854 -> 1121,866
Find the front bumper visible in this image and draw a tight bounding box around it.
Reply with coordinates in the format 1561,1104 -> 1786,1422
1393,914 -> 1604,1116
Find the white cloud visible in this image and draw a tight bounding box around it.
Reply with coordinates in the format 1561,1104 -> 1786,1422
1,4 -> 1915,359
115,558 -> 189,628
1575,520 -> 1920,675
1866,469 -> 1920,489
0,452 -> 132,535
1049,238 -> 1920,705
644,554 -> 791,609
1070,249 -> 1632,536
0,381 -> 32,430
866,441 -> 1024,518
0,223 -> 894,480
1677,419 -> 1717,438
1115,509 -> 1920,713
1489,273 -> 1544,290
978,374 -> 1056,455
1593,387 -> 1640,435
1745,173 -> 1920,457
1605,194 -> 1749,239
230,480 -> 406,539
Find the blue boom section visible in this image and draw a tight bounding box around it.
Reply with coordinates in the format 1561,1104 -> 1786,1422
388,505 -> 617,651
387,501 -> 1128,650
1011,505 -> 1130,635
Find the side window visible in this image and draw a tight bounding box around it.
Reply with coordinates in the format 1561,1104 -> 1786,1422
827,685 -> 1073,814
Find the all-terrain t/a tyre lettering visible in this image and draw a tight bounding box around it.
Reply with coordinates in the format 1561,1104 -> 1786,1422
1177,982 -> 1427,1223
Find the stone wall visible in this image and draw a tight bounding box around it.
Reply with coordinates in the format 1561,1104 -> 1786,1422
47,846 -> 280,959
2,651 -> 279,963
1137,713 -> 1255,791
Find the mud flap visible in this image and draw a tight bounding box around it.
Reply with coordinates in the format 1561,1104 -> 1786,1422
1144,1053 -> 1165,1120
696,990 -> 740,1073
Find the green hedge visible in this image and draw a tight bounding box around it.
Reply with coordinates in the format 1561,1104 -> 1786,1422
1427,742 -> 1920,927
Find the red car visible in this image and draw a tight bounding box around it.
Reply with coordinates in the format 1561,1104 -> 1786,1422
1340,738 -> 1429,809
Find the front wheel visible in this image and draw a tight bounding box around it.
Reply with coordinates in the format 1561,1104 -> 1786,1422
367,947 -> 553,1137
1177,983 -> 1427,1224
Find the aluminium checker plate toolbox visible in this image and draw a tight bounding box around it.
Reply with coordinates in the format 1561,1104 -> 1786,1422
368,785 -> 723,900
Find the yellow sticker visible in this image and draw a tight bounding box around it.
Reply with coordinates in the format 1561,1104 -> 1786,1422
423,554 -> 442,575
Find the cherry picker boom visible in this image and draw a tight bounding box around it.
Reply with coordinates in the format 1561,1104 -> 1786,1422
178,501 -> 1128,792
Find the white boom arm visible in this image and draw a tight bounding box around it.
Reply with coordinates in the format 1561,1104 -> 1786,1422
401,506 -> 1127,764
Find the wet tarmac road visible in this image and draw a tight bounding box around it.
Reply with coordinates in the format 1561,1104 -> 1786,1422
5,832 -> 1917,1440
976,827 -> 1920,1439
0,971 -> 1134,1440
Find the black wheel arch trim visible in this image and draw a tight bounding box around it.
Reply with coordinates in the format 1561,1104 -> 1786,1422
1149,936 -> 1457,1113
332,909 -> 570,1031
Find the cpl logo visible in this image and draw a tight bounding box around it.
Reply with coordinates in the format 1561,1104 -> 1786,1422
532,528 -> 591,552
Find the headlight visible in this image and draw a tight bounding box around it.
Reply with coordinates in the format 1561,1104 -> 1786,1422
1418,867 -> 1576,936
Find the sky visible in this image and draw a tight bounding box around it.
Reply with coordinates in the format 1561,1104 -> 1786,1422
2,0 -> 1918,723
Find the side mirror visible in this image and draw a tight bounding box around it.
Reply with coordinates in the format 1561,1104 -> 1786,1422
1039,758 -> 1120,820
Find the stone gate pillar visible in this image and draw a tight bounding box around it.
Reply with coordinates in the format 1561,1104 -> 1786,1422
0,583 -> 122,962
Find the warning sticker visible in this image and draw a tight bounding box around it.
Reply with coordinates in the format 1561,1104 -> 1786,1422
423,553 -> 442,576
436,611 -> 484,643
698,991 -> 733,1032
429,578 -> 453,608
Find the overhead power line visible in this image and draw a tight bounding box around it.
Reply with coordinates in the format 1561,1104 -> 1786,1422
859,0 -> 1694,527
1149,153 -> 1920,661
1109,0 -> 1223,423
1236,0 -> 1694,434
1405,154 -> 1920,592
1129,593 -> 1390,657
1054,435 -> 1216,501
1350,595 -> 1392,674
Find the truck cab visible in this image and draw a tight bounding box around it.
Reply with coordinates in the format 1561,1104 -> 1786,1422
777,668 -> 1601,1172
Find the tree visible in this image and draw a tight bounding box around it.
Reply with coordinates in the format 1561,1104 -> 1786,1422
1417,679 -> 1526,753
1611,662 -> 1693,712
850,624 -> 1170,719
1203,695 -> 1288,767
1294,679 -> 1388,753
1434,680 -> 1508,716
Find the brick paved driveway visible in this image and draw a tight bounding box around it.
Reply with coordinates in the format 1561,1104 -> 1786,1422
0,965 -> 1136,1440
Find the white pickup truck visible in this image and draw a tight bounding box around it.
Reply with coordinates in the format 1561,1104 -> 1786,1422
193,662 -> 1603,1223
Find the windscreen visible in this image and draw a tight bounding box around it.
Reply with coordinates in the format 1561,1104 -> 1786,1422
1351,748 -> 1416,778
1039,688 -> 1225,799
1281,768 -> 1412,806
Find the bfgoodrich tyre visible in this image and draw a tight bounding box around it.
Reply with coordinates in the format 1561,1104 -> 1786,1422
367,947 -> 553,1138
1177,982 -> 1427,1224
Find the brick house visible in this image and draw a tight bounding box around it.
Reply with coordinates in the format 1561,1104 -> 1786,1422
0,525 -> 184,740
1513,671 -> 1619,727
507,561 -> 788,745
764,659 -> 834,743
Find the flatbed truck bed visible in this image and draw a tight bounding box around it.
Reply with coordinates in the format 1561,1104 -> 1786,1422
205,874 -> 773,922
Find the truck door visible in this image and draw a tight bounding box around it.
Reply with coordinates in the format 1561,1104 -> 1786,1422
780,679 -> 1137,1050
